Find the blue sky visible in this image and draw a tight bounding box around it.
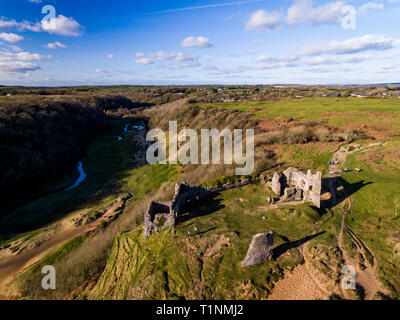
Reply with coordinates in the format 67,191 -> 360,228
0,0 -> 399,86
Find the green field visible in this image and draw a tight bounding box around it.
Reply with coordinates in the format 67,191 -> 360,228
200,97 -> 400,129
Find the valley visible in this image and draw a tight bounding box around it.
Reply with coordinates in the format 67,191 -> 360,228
1,86 -> 400,300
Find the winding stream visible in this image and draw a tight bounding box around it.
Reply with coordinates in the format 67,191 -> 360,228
66,123 -> 144,191
65,160 -> 87,191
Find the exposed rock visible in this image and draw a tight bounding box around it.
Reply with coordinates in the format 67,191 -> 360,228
242,232 -> 274,267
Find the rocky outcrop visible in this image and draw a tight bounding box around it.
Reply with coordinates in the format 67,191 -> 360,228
242,232 -> 274,267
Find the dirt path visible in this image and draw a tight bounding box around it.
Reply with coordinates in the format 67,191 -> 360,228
269,228 -> 331,300
0,226 -> 85,293
0,196 -> 129,298
197,236 -> 229,300
336,205 -> 383,299
331,143 -> 386,300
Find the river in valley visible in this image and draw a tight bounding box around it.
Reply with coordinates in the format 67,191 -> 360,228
65,160 -> 87,191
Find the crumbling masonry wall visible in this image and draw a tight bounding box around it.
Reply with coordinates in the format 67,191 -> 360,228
242,232 -> 274,267
144,179 -> 258,238
271,168 -> 322,208
144,182 -> 212,237
170,183 -> 211,222
143,201 -> 173,237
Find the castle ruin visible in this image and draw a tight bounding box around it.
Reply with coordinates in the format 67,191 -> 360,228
144,182 -> 211,237
271,168 -> 322,208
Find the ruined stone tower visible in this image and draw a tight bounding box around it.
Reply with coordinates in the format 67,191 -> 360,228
270,168 -> 322,208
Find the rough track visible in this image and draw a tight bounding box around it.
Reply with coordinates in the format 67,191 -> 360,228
330,143 -> 386,300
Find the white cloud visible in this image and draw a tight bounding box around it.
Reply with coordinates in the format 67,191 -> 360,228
41,15 -> 82,36
0,50 -> 48,74
107,54 -> 115,59
286,0 -> 346,26
208,66 -> 249,75
0,51 -> 49,62
359,2 -> 384,12
9,45 -> 23,52
180,61 -> 201,68
301,34 -> 396,55
44,41 -> 67,49
156,51 -> 195,63
245,10 -> 281,31
257,55 -> 299,63
0,19 -> 18,28
0,18 -> 41,32
256,61 -> 298,70
181,36 -> 213,48
135,58 -> 154,65
156,51 -> 178,60
28,0 -> 42,3
135,52 -> 145,57
256,55 -> 299,69
0,33 -> 24,43
0,15 -> 82,36
303,66 -> 353,73
305,54 -> 371,65
0,61 -> 40,73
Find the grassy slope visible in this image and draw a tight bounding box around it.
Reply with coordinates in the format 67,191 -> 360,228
90,183 -> 322,300
3,119 -> 181,297
277,142 -> 341,174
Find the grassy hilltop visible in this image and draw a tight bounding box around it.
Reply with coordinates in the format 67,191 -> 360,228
1,86 -> 400,300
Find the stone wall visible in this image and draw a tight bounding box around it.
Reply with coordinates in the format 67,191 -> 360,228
271,172 -> 283,196
144,179 -> 257,237
270,168 -> 322,208
283,168 -> 322,208
171,182 -> 211,221
144,182 -> 212,237
143,201 -> 173,237
242,232 -> 274,267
